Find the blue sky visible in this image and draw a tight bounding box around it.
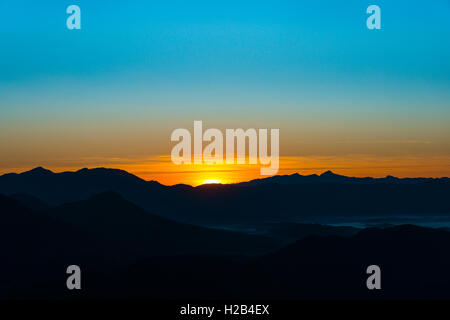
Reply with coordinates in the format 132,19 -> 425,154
1,1 -> 449,82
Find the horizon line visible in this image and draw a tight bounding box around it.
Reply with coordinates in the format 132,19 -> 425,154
1,166 -> 449,188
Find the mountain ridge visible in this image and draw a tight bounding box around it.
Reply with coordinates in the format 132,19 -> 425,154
2,166 -> 449,187
2,166 -> 450,225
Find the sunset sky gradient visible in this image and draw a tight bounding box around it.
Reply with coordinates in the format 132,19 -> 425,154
1,0 -> 449,185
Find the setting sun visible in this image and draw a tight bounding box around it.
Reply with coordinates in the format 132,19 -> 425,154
202,179 -> 222,185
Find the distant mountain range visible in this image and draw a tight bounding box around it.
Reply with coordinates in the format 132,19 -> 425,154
2,167 -> 450,299
1,167 -> 450,225
238,170 -> 450,186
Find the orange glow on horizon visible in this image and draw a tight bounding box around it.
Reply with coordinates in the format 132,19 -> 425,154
1,154 -> 450,187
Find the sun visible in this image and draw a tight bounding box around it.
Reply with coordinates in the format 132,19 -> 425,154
202,179 -> 222,185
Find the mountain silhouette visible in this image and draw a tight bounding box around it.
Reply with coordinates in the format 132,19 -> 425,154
2,167 -> 450,300
0,193 -> 109,296
0,191 -> 280,298
1,167 -> 450,226
237,171 -> 450,186
120,225 -> 450,300
44,190 -> 279,256
12,224 -> 449,300
9,193 -> 50,212
248,224 -> 450,299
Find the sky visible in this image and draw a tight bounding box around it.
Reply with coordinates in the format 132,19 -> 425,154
0,0 -> 449,185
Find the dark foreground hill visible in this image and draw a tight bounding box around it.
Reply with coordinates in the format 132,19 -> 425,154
1,167 -> 450,225
0,192 -> 279,298
109,225 -> 450,300
0,194 -> 108,296
6,224 -> 450,300
45,191 -> 279,256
